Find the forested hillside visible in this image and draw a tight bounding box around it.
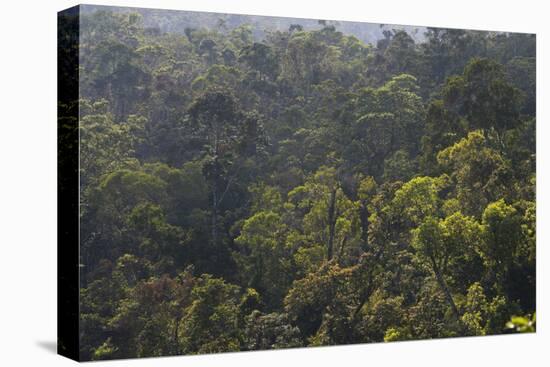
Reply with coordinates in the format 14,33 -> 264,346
81,5 -> 425,44
69,7 -> 536,360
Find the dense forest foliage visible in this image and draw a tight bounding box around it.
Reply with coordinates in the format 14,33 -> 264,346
69,8 -> 535,360
82,5 -> 425,45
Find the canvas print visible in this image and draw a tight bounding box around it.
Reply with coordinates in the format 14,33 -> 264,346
58,4 -> 536,361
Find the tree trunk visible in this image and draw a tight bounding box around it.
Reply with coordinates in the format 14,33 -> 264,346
327,188 -> 337,261
432,262 -> 460,320
211,187 -> 218,246
173,315 -> 181,355
337,235 -> 348,263
359,200 -> 370,250
211,136 -> 219,247
352,242 -> 386,319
